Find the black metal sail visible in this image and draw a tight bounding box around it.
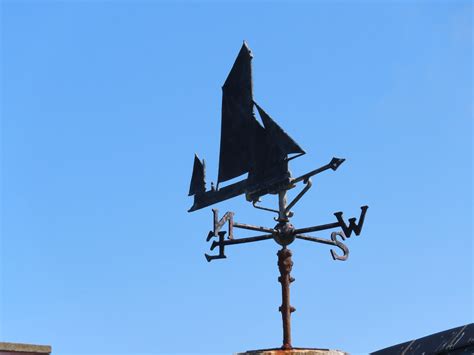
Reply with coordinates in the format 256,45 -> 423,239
188,42 -> 309,211
189,154 -> 206,196
217,42 -> 255,184
248,103 -> 305,186
254,103 -> 305,157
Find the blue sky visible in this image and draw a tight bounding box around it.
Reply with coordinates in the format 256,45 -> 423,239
1,1 -> 472,354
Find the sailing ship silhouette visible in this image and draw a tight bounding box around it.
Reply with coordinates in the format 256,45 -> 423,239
188,42 -> 344,212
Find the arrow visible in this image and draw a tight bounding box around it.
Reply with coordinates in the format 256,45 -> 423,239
291,157 -> 345,184
210,234 -> 273,250
205,232 -> 274,262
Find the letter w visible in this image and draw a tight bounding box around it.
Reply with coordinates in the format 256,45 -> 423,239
334,205 -> 368,238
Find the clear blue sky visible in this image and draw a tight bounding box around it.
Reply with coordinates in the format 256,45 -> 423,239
1,1 -> 472,354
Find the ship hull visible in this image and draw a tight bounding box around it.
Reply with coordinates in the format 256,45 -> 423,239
188,174 -> 292,212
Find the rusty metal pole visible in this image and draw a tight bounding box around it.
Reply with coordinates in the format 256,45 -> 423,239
278,247 -> 295,350
277,190 -> 295,350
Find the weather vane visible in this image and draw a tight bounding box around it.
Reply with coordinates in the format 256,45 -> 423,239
188,42 -> 368,351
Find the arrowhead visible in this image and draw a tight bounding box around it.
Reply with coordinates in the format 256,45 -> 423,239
329,157 -> 345,171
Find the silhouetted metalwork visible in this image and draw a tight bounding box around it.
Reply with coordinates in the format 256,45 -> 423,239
188,42 -> 308,212
278,248 -> 295,350
371,323 -> 474,355
188,41 -> 369,350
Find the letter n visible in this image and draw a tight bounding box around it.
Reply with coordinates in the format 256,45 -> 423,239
212,209 -> 234,239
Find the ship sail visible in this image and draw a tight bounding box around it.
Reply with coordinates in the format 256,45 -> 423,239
217,42 -> 255,184
189,42 -> 309,211
248,103 -> 305,186
189,154 -> 206,196
254,102 -> 305,157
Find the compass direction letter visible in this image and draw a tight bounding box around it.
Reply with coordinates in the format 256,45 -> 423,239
205,209 -> 235,262
211,209 -> 234,240
330,231 -> 349,261
334,205 -> 368,238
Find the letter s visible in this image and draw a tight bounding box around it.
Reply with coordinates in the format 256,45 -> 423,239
330,231 -> 349,261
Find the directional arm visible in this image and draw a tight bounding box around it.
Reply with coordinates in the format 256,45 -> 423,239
295,232 -> 349,261
233,222 -> 276,234
205,233 -> 273,262
284,178 -> 312,217
204,206 -> 368,262
210,233 -> 273,250
291,157 -> 345,184
294,222 -> 340,235
252,200 -> 280,216
295,234 -> 335,246
294,205 -> 368,237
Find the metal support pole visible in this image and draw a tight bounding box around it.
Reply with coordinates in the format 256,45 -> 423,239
277,247 -> 295,350
278,190 -> 288,221
276,189 -> 295,349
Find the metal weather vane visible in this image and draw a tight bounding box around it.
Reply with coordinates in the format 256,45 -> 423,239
188,42 -> 368,350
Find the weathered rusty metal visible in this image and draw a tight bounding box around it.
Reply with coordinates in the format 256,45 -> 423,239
277,247 -> 295,350
329,232 -> 349,261
252,200 -> 280,216
294,207 -> 368,237
273,221 -> 296,246
290,157 -> 345,185
189,42 -> 369,350
233,222 -> 276,234
203,203 -> 368,344
210,209 -> 234,240
205,233 -> 274,262
295,234 -> 336,246
210,234 -> 273,249
278,190 -> 288,221
295,232 -> 349,261
284,178 -> 312,216
293,222 -> 341,235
